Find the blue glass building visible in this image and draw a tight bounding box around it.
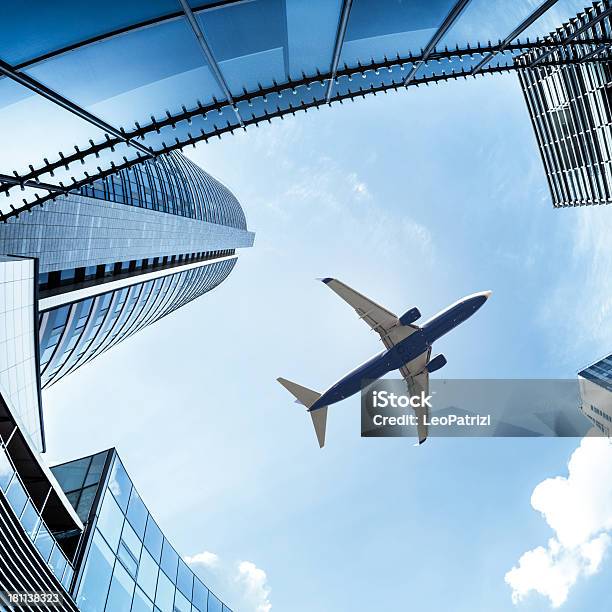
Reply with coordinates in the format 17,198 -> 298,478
0,437 -> 231,610
0,151 -> 254,388
51,449 -> 231,612
0,254 -> 233,609
579,353 -> 612,392
578,354 -> 612,436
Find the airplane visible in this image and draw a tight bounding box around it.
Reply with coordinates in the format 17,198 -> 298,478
278,278 -> 491,448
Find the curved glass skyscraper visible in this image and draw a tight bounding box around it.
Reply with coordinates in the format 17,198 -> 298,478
0,151 -> 254,388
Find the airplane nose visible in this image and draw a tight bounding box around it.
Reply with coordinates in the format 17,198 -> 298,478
483,290 -> 492,299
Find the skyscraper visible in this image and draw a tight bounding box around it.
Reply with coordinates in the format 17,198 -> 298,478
0,439 -> 233,610
0,152 -> 249,608
0,151 -> 254,388
578,353 -> 612,435
518,2 -> 612,207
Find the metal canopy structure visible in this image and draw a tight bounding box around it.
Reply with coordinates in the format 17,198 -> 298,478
0,0 -> 611,219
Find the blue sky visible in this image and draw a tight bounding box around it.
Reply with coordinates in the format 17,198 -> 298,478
42,72 -> 612,611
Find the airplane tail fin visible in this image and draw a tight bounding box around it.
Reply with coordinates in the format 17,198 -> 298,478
277,377 -> 328,448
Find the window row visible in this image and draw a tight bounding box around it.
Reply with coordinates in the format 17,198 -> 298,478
77,153 -> 246,230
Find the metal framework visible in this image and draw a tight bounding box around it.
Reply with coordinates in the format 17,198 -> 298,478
404,0 -> 471,85
0,41 -> 606,196
471,0 -> 561,74
2,2 -> 612,221
529,1 -> 612,66
325,0 -> 354,102
177,0 -> 245,126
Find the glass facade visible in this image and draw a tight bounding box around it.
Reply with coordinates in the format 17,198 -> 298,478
0,256 -> 43,452
0,439 -> 74,590
52,450 -> 231,612
78,153 -> 246,230
518,4 -> 612,206
579,353 -> 612,392
0,148 -> 252,389
0,0 -> 599,219
39,258 -> 236,388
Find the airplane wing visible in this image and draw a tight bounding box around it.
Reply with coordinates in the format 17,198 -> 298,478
321,278 -> 417,349
399,348 -> 431,445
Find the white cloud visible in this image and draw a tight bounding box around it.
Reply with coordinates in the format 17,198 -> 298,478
183,553 -> 272,612
184,551 -> 220,568
505,438 -> 612,607
347,172 -> 370,199
236,561 -> 272,612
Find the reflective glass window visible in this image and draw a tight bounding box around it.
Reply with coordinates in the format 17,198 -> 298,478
86,452 -> 108,486
132,587 -> 154,612
127,488 -> 148,539
192,579 -> 209,611
62,565 -> 74,590
34,524 -> 54,562
105,560 -> 135,612
6,477 -> 27,517
119,521 -> 143,578
77,530 -> 115,611
144,516 -> 163,562
77,485 -> 100,522
52,456 -> 90,492
49,544 -> 67,581
160,539 -> 179,582
19,500 -> 39,539
208,594 -> 222,612
137,548 -> 159,601
109,457 -> 132,511
174,590 -> 190,612
155,570 -> 175,611
176,560 -> 192,599
97,490 -> 124,552
118,541 -> 139,579
0,449 -> 13,491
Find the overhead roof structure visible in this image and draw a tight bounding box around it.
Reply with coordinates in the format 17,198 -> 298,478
0,0 -> 610,219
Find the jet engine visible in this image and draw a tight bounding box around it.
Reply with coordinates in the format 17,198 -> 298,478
399,307 -> 421,326
426,354 -> 447,373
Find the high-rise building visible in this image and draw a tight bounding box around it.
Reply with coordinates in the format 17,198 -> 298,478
518,2 -> 612,207
0,153 -> 243,607
50,448 -> 231,612
578,353 -> 612,435
0,151 -> 254,388
0,438 -> 232,610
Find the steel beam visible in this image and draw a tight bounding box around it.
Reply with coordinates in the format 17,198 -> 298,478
530,3 -> 612,66
325,0 -> 354,103
177,0 -> 244,125
471,0 -> 560,74
0,173 -> 65,194
404,0 -> 472,85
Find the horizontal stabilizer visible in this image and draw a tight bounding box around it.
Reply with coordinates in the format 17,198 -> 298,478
277,377 -> 321,408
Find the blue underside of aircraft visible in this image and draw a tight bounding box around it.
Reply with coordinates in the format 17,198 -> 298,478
310,293 -> 489,411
